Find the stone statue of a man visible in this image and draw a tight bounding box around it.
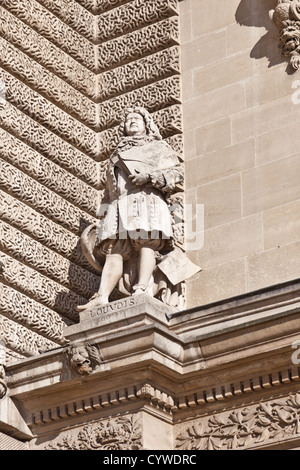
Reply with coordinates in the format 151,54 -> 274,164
77,107 -> 200,312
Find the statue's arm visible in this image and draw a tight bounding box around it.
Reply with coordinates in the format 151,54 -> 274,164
150,164 -> 184,194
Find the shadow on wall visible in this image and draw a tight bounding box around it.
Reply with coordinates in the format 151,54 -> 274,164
236,0 -> 293,72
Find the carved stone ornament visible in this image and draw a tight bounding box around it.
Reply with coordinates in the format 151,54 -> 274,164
270,0 -> 300,69
46,415 -> 142,450
66,343 -> 102,376
176,392 -> 300,450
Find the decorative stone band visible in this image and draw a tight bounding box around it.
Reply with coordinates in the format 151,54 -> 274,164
0,128 -> 99,216
97,76 -> 181,132
0,62 -> 98,138
37,0 -> 95,42
0,254 -> 84,322
0,281 -> 69,344
27,383 -> 176,428
176,390 -> 300,450
95,0 -> 178,43
96,17 -> 179,73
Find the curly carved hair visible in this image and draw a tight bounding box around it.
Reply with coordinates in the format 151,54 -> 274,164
119,106 -> 162,140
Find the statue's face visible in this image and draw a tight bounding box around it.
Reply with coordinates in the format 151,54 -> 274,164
124,112 -> 146,136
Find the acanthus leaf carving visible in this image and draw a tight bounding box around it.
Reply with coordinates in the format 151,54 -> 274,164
176,392 -> 300,450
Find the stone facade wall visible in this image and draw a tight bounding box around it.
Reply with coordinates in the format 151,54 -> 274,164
0,0 -> 182,363
1,0 -> 299,360
182,0 -> 300,307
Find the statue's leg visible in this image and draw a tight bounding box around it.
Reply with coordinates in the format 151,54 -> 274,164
77,254 -> 123,310
133,247 -> 156,295
97,253 -> 123,303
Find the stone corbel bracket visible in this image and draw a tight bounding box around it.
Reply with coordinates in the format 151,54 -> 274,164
270,0 -> 300,70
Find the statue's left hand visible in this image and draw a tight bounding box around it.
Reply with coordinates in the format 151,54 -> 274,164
129,170 -> 150,186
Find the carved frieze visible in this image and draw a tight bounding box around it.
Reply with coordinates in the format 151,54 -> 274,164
46,415 -> 143,450
176,392 -> 300,450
